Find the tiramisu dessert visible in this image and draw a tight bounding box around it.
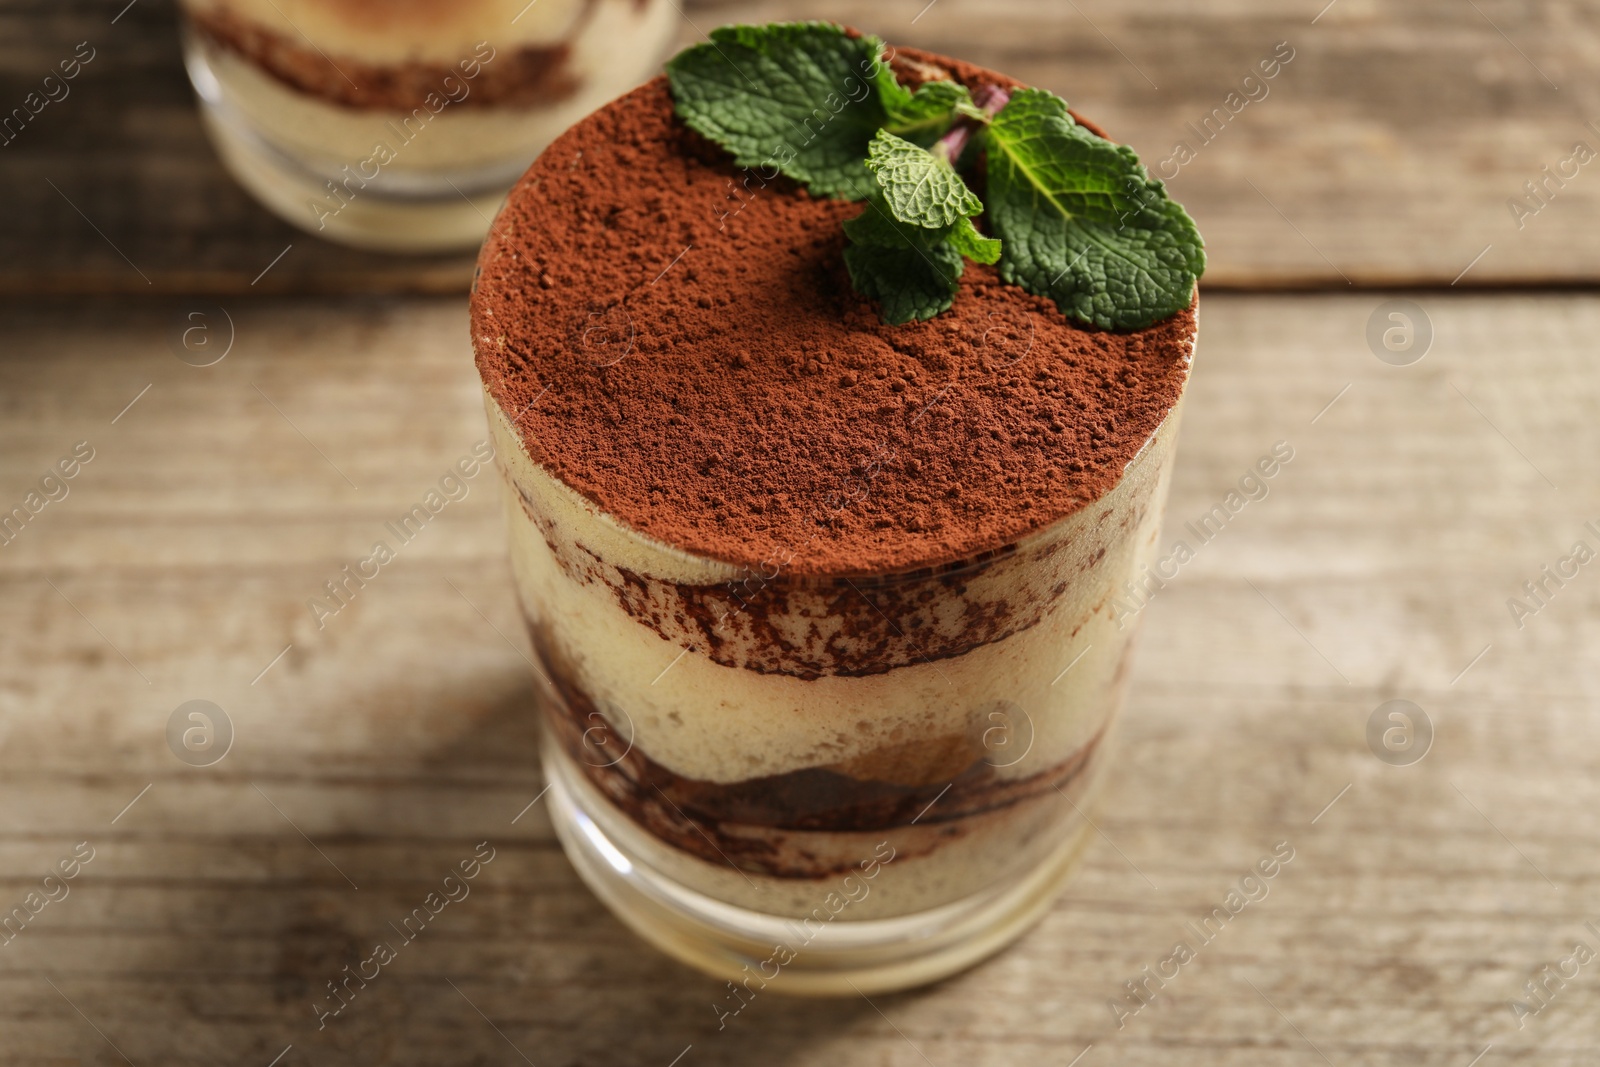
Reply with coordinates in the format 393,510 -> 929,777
472,23 -> 1203,991
178,0 -> 675,250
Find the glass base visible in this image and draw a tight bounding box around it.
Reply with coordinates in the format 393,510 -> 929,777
542,733 -> 1098,997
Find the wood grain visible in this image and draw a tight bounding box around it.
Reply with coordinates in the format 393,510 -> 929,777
1,291 -> 1597,1065
4,0 -> 1600,293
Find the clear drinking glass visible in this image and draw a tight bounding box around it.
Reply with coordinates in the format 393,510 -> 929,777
481,375 -> 1191,994
177,0 -> 676,252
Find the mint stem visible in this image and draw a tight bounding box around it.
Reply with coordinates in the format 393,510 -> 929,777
930,84 -> 1010,164
971,84 -> 1012,115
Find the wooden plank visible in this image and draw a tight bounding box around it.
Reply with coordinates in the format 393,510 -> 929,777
1,291 -> 1598,1064
3,1 -> 1600,293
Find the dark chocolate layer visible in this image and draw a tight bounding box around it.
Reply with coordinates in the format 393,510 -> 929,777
507,469 -> 1149,678
531,618 -> 1109,879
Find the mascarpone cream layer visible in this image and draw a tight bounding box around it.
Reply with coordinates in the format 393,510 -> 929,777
487,386 -> 1185,788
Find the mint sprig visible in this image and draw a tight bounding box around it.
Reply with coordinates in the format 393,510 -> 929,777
839,131 -> 997,323
866,129 -> 981,228
666,22 -> 1204,329
841,223 -> 967,326
884,80 -> 975,146
984,89 -> 1206,330
665,22 -> 898,198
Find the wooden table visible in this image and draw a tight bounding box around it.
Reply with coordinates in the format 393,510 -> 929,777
4,292 -> 1597,1066
4,1 -> 1600,1065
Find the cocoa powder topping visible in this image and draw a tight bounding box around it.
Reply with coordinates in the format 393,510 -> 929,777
472,48 -> 1195,576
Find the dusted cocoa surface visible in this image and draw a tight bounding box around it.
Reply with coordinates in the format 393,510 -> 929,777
472,46 -> 1195,577
189,5 -> 595,109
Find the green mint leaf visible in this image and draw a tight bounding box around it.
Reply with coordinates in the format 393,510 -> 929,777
841,197 -> 946,251
666,22 -> 898,198
667,24 -> 1202,329
865,130 -> 982,229
984,88 -> 1205,330
947,216 -> 1001,265
884,79 -> 971,145
841,196 -> 999,323
840,199 -> 916,249
843,198 -> 963,323
844,237 -> 964,326
845,132 -> 996,322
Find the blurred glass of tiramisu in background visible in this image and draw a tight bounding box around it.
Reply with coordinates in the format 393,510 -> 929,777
178,0 -> 675,252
